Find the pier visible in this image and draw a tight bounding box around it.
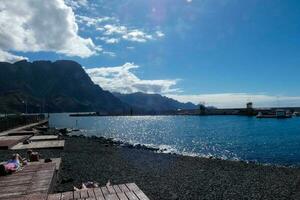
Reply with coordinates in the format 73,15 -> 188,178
0,114 -> 46,133
0,135 -> 31,150
0,116 -> 65,150
11,140 -> 65,150
48,183 -> 150,200
0,158 -> 61,200
0,119 -> 48,137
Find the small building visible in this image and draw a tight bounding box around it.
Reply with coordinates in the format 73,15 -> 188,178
246,102 -> 253,109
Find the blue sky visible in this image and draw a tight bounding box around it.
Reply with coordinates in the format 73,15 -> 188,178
1,0 -> 300,108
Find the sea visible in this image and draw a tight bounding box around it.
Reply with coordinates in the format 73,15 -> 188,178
49,113 -> 300,166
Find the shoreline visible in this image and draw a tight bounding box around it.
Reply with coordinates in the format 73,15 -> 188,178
1,133 -> 300,199
71,133 -> 300,169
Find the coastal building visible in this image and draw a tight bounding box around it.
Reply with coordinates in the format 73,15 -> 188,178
246,102 -> 253,109
246,102 -> 254,116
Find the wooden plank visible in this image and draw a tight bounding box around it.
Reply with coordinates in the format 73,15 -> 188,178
80,189 -> 89,199
117,192 -> 129,200
30,135 -> 58,141
126,183 -> 139,192
85,198 -> 97,200
0,158 -> 60,200
133,190 -> 150,200
104,193 -> 119,200
124,191 -> 139,200
87,188 -> 96,198
0,120 -> 48,137
93,187 -> 105,200
106,185 -> 116,194
8,130 -> 37,136
113,185 -> 122,193
9,193 -> 48,200
28,164 -> 56,194
118,184 -> 130,192
73,190 -> 81,199
0,135 -> 31,149
44,183 -> 148,200
2,196 -> 25,200
101,187 -> 109,195
35,158 -> 61,170
0,191 -> 26,199
11,140 -> 65,150
61,191 -> 73,200
0,176 -> 32,186
47,193 -> 61,200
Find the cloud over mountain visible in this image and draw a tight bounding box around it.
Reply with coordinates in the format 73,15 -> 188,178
85,63 -> 179,94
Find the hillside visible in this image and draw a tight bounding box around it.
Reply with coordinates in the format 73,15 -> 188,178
0,60 -> 129,113
113,92 -> 197,114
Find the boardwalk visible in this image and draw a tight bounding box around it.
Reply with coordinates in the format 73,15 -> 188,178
48,183 -> 150,200
11,140 -> 65,150
0,158 -> 61,200
0,135 -> 31,149
30,135 -> 59,141
0,120 -> 48,137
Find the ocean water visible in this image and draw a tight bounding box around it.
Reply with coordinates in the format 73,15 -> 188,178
49,113 -> 300,166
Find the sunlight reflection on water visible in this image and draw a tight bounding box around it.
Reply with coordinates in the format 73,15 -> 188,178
50,113 -> 300,166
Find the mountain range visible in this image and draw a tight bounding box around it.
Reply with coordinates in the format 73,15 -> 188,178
114,92 -> 197,114
0,60 -> 197,114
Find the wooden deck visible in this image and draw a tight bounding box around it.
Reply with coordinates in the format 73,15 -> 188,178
11,140 -> 65,150
0,120 -> 48,137
0,158 -> 61,200
7,130 -> 38,136
30,135 -> 59,141
48,183 -> 150,200
0,135 -> 31,150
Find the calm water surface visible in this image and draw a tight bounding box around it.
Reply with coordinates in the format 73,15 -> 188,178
49,113 -> 300,166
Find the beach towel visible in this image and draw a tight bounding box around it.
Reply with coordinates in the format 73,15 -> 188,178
0,160 -> 23,176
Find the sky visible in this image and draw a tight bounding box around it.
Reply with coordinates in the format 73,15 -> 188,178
1,0 -> 300,108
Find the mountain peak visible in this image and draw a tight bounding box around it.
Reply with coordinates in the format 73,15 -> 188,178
0,60 -> 128,113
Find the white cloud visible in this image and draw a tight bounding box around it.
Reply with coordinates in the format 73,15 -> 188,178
122,30 -> 153,42
65,0 -> 88,9
97,37 -> 120,44
103,24 -> 127,35
105,38 -> 120,44
0,50 -> 28,63
76,15 -> 114,27
85,63 -> 179,94
103,51 -> 116,57
97,24 -> 164,43
156,31 -> 165,37
76,14 -> 165,45
166,93 -> 300,108
0,0 -> 99,61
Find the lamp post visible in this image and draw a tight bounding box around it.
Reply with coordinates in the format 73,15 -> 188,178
21,100 -> 28,114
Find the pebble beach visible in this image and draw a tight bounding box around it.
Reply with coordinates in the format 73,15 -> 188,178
1,135 -> 300,200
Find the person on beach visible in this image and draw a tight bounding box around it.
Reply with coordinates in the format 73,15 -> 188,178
0,154 -> 26,176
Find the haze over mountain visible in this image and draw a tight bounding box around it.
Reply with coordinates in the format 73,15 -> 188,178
113,92 -> 197,114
